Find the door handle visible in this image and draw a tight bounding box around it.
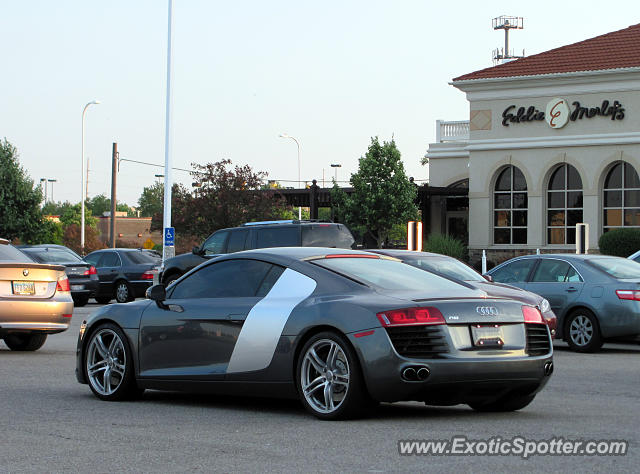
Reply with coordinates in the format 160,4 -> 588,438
566,287 -> 578,292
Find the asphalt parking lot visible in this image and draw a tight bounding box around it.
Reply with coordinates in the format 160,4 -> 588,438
2,302 -> 639,472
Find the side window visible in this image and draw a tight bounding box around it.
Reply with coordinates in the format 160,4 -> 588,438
256,265 -> 286,297
84,253 -> 100,266
532,259 -> 573,283
256,227 -> 299,248
202,231 -> 230,256
565,265 -> 582,282
227,229 -> 249,253
170,259 -> 273,299
97,252 -> 120,268
491,259 -> 535,283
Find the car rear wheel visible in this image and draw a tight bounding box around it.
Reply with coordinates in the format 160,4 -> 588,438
469,392 -> 536,412
3,333 -> 47,351
85,323 -> 142,401
296,332 -> 369,420
73,295 -> 90,307
566,309 -> 602,353
114,281 -> 133,303
163,273 -> 180,286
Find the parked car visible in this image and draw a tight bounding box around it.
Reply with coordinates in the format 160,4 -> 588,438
19,244 -> 99,307
76,247 -> 552,419
368,249 -> 557,336
627,249 -> 640,263
486,254 -> 640,352
0,238 -> 74,351
83,248 -> 159,304
160,220 -> 355,285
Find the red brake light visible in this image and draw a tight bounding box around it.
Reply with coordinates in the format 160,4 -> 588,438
141,270 -> 154,280
377,307 -> 445,327
83,266 -> 97,276
522,305 -> 544,324
56,276 -> 70,292
616,290 -> 640,301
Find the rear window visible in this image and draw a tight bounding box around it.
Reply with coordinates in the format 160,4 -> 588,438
302,224 -> 355,249
125,251 -> 161,265
406,257 -> 483,282
257,227 -> 299,248
313,257 -> 468,291
22,247 -> 82,264
0,244 -> 32,262
588,257 -> 640,279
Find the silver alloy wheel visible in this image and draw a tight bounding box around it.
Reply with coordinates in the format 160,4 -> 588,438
86,328 -> 127,396
116,282 -> 129,303
301,339 -> 350,414
569,314 -> 593,347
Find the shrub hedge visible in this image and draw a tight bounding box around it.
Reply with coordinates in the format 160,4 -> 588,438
598,228 -> 640,257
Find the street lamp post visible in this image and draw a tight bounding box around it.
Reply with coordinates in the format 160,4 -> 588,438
40,178 -> 47,204
279,133 -> 302,220
330,163 -> 342,182
48,178 -> 57,202
81,100 -> 100,254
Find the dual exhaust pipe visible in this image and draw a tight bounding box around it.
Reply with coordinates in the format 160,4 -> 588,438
544,361 -> 554,377
401,366 -> 430,382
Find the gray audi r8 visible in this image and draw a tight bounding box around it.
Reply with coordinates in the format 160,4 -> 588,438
76,248 -> 553,420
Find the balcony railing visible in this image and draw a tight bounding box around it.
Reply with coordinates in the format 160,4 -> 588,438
436,120 -> 469,142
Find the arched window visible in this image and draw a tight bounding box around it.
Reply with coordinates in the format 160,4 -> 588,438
603,162 -> 640,232
547,164 -> 583,244
494,166 -> 527,244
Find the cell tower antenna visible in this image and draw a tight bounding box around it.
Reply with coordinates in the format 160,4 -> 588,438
492,16 -> 525,65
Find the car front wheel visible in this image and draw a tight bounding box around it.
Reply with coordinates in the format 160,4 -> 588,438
84,323 -> 142,401
296,332 -> 369,420
3,333 -> 47,351
566,309 -> 602,353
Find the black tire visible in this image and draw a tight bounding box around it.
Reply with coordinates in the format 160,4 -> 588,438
565,309 -> 602,353
296,331 -> 370,420
4,333 -> 48,351
73,295 -> 90,307
95,296 -> 112,304
163,273 -> 180,286
84,323 -> 142,401
114,280 -> 134,303
469,393 -> 536,412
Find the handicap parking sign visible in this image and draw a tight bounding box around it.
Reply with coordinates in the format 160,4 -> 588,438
164,227 -> 175,246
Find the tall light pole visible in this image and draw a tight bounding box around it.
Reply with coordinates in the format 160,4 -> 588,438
162,0 -> 175,264
279,133 -> 301,220
81,100 -> 100,254
48,178 -> 57,202
40,178 -> 47,204
330,163 -> 342,182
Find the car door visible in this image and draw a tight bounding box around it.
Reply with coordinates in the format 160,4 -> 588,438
137,258 -> 276,380
94,251 -> 122,297
524,258 -> 584,315
488,258 -> 537,289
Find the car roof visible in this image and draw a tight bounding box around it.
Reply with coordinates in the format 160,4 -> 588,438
220,246 -> 379,262
507,254 -> 624,261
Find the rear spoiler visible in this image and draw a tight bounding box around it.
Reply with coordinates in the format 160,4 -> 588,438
0,262 -> 66,271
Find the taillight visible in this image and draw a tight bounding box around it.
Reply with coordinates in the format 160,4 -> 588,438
56,276 -> 70,292
141,271 -> 154,280
83,266 -> 97,276
522,305 -> 544,324
616,290 -> 640,301
377,307 -> 445,327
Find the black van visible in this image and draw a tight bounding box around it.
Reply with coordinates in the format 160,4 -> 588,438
160,220 -> 355,285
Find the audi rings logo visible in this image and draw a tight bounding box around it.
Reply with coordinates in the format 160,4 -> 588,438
476,306 -> 499,316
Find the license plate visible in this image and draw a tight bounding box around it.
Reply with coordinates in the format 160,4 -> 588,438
471,324 -> 504,347
71,285 -> 85,291
12,281 -> 35,295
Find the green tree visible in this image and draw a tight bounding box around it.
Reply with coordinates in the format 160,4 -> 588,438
59,203 -> 97,229
331,137 -> 418,248
137,182 -> 164,218
0,139 -> 50,243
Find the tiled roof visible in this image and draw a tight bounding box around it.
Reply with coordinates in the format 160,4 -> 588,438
453,23 -> 640,81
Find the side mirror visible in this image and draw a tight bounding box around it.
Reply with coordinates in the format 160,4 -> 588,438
146,284 -> 168,309
483,274 -> 494,283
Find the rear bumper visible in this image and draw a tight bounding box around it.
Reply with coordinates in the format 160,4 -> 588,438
130,280 -> 153,297
68,276 -> 99,297
0,298 -> 74,335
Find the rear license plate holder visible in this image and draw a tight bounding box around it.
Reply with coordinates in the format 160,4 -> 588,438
471,324 -> 504,348
70,285 -> 85,291
12,281 -> 35,296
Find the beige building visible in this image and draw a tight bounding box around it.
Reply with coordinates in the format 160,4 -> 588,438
426,24 -> 640,265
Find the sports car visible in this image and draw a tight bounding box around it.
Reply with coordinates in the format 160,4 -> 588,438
76,247 -> 553,420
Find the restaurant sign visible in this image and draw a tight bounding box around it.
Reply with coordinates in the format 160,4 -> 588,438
502,99 -> 625,127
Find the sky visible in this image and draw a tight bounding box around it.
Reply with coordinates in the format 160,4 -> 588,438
1,0 -> 638,206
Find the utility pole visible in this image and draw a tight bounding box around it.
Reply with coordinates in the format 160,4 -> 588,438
110,143 -> 118,248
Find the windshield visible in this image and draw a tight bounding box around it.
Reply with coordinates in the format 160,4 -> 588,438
0,244 -> 32,262
588,257 -> 640,279
313,257 -> 470,292
22,247 -> 82,263
125,251 -> 161,265
405,257 -> 483,282
302,225 -> 355,249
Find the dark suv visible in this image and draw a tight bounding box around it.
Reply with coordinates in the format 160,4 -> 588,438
160,220 -> 355,285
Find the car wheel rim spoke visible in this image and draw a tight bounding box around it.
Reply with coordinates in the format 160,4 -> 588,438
301,339 -> 349,414
87,329 -> 126,396
570,316 -> 592,346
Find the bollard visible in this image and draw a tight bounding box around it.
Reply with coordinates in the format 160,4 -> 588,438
481,250 -> 487,275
